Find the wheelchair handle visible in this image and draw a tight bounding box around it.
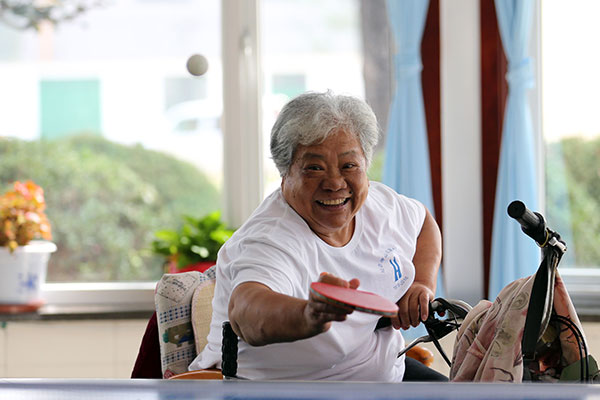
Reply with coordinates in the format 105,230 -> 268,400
507,200 -> 548,246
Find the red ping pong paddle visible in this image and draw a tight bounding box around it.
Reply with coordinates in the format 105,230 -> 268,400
309,282 -> 399,317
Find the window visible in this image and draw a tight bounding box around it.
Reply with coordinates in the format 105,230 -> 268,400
0,1 -> 398,311
0,0 -> 222,283
541,0 -> 600,310
260,0 -> 366,195
542,1 -> 600,270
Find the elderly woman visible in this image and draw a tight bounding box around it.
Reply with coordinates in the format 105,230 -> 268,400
188,91 -> 444,381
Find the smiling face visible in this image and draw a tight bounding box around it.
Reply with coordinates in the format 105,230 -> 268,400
281,129 -> 369,247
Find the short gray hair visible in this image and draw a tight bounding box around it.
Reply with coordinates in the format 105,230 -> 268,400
270,91 -> 380,177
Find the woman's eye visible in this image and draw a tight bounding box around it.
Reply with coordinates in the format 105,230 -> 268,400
306,165 -> 322,171
343,163 -> 356,169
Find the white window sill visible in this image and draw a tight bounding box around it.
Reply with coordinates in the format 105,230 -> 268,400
4,282 -> 160,321
42,281 -> 156,307
560,268 -> 600,320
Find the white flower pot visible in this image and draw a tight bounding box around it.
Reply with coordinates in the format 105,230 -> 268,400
0,240 -> 57,305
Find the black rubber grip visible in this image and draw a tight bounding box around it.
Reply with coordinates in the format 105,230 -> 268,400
221,321 -> 238,378
507,200 -> 547,245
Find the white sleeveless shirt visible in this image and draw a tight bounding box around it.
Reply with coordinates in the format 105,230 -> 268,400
189,181 -> 425,381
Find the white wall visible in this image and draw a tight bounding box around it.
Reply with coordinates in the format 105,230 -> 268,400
440,0 -> 483,305
0,320 -> 148,378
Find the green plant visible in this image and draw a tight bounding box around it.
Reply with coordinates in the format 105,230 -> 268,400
0,180 -> 52,252
151,211 -> 234,270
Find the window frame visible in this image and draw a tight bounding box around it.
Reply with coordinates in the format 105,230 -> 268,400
42,281 -> 156,312
561,270 -> 600,318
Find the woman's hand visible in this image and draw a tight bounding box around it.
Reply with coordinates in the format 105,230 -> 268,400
390,207 -> 441,331
391,281 -> 434,330
303,272 -> 360,335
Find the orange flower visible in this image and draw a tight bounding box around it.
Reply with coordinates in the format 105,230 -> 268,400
0,181 -> 52,253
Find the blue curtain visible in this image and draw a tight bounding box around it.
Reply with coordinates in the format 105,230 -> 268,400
489,0 -> 539,300
383,0 -> 432,211
384,0 -> 443,339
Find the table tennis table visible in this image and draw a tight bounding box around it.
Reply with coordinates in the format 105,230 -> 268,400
1,379 -> 600,400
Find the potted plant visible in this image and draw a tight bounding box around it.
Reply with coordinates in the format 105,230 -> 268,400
0,180 -> 56,309
151,211 -> 234,274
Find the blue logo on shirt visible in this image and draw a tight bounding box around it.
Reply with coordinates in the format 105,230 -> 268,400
390,257 -> 402,282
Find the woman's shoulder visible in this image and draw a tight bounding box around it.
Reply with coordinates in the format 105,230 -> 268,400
227,189 -> 312,249
366,181 -> 425,221
368,181 -> 421,206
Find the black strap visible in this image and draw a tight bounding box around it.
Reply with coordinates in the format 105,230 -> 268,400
521,250 -> 558,367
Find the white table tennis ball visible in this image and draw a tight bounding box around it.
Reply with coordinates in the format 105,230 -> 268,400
186,54 -> 209,76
